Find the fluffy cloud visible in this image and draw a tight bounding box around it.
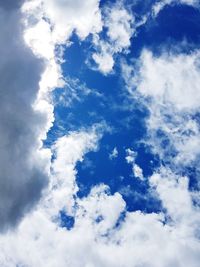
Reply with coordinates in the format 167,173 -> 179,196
92,1 -> 135,74
136,50 -> 200,111
150,168 -> 195,222
43,0 -> 102,42
47,125 -> 104,216
1,164 -> 200,267
23,0 -> 102,47
125,148 -> 137,164
123,49 -> 200,169
133,164 -> 144,180
125,148 -> 144,180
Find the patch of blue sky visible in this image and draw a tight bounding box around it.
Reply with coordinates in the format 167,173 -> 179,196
46,37 -> 161,214
59,211 -> 75,230
129,3 -> 200,59
44,1 -> 200,216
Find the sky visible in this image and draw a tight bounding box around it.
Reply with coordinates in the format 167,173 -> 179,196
0,0 -> 200,266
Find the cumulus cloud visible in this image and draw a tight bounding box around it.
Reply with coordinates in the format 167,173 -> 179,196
135,50 -> 200,111
47,125 -> 104,217
0,163 -> 200,267
23,0 -> 102,47
92,1 -> 135,74
122,49 -> 200,170
150,168 -> 194,222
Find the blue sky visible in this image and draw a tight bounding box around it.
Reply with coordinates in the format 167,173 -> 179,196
47,1 -> 200,215
0,0 -> 200,266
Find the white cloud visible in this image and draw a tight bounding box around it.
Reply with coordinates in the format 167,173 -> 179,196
23,0 -> 102,45
47,125 -> 104,216
92,45 -> 115,75
125,148 -> 144,180
136,50 -> 200,111
109,147 -> 118,160
105,2 -> 134,49
123,49 -> 200,168
0,125 -> 199,267
1,163 -> 200,267
22,0 -> 103,103
54,76 -> 101,108
133,164 -> 144,180
125,148 -> 137,164
150,168 -> 193,222
43,0 -> 102,42
22,0 -> 103,141
0,170 -> 200,267
92,1 -> 135,74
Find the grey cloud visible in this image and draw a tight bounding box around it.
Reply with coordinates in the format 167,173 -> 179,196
0,0 -> 24,10
0,5 -> 49,231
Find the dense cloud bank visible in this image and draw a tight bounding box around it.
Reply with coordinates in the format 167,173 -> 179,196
0,1 -> 51,231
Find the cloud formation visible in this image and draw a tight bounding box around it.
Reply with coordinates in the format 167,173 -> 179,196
0,0 -> 51,231
92,1 -> 135,74
122,48 -> 200,171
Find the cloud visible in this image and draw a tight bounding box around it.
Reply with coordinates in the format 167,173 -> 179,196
0,1 -> 52,231
0,0 -> 25,10
133,164 -> 144,180
125,148 -> 137,164
150,168 -> 194,221
125,148 -> 144,180
48,125 -> 104,216
109,147 -> 118,160
135,50 -> 200,111
22,0 -> 103,132
91,0 -> 200,74
122,49 -> 200,170
91,1 -> 135,74
1,165 -> 200,267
